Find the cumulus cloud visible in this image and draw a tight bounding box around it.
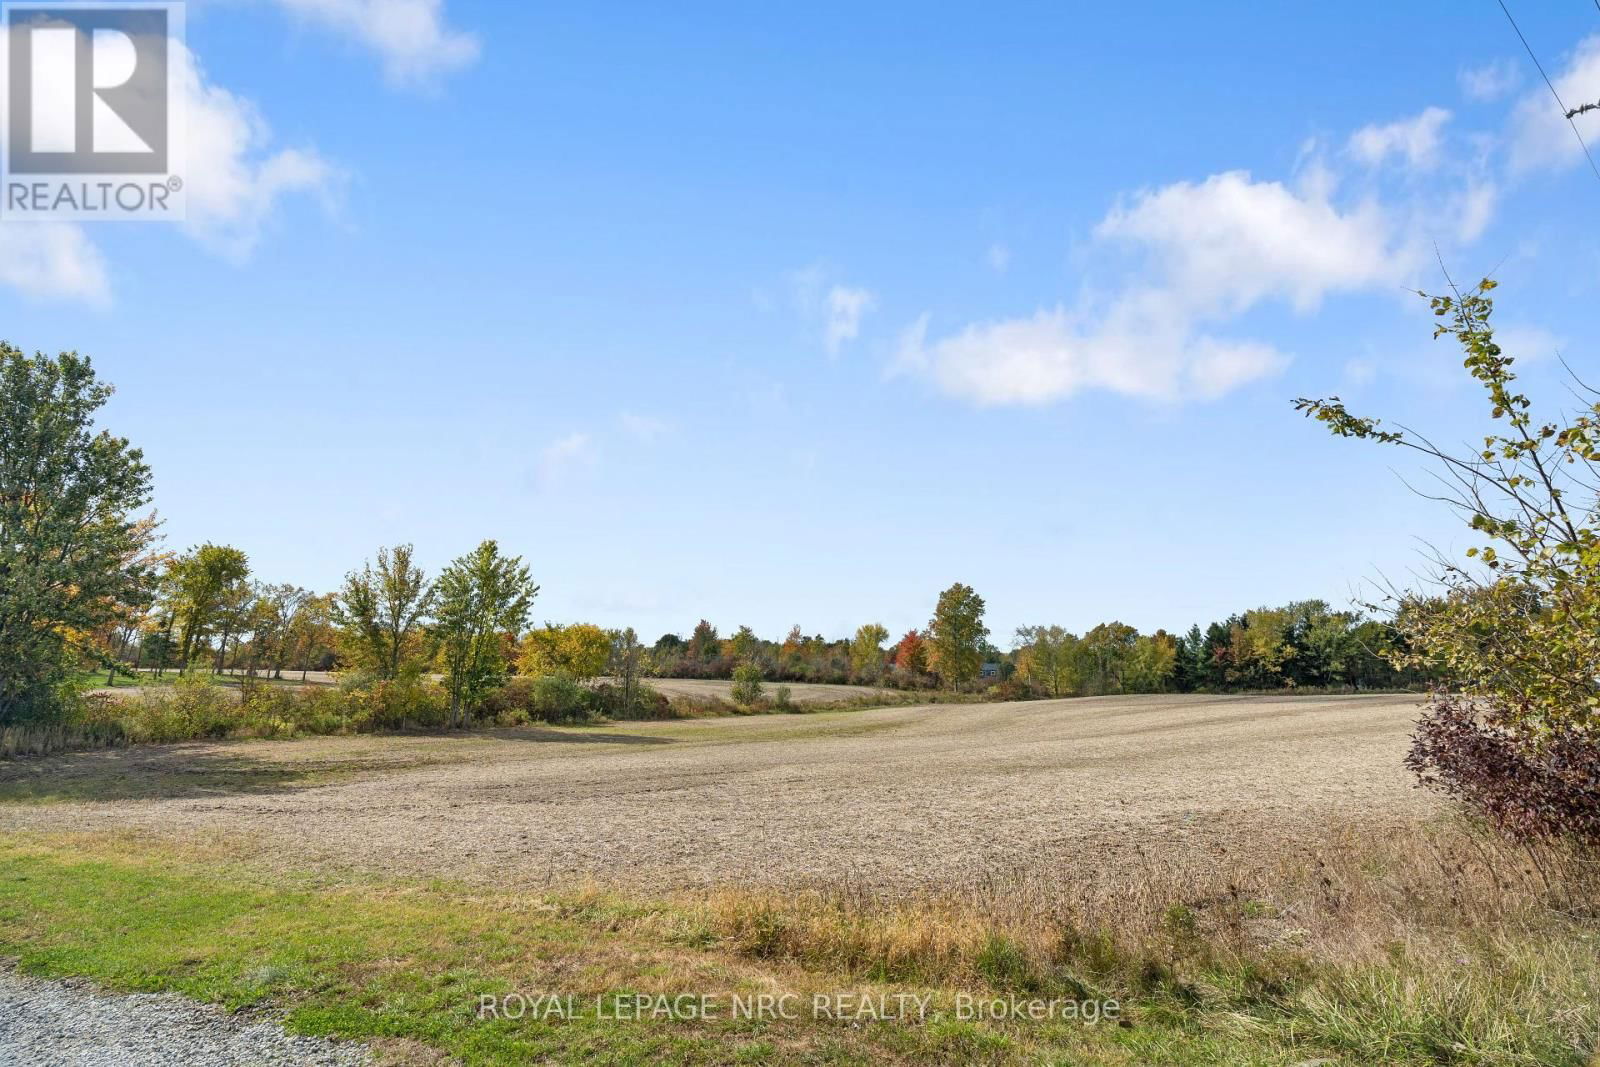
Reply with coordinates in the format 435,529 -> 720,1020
891,63 -> 1564,413
1347,107 -> 1452,171
0,23 -> 335,301
1097,170 -> 1411,312
1508,34 -> 1600,175
177,42 -> 338,259
269,0 -> 479,85
896,164 -> 1426,407
0,225 -> 111,305
1460,58 -> 1520,102
894,299 -> 1287,407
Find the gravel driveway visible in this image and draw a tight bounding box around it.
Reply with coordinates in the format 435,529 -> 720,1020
0,969 -> 368,1066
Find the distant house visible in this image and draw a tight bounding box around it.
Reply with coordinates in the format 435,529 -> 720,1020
979,661 -> 1000,679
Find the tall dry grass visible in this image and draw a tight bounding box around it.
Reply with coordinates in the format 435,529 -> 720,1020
686,820 -> 1600,1065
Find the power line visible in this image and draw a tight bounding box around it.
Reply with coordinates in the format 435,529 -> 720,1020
1495,0 -> 1600,185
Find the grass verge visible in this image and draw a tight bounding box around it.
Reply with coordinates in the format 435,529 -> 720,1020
1,825 -> 1596,1065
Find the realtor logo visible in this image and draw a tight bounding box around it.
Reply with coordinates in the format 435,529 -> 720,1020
2,2 -> 185,219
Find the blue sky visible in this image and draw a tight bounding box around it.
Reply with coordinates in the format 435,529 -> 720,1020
6,1 -> 1600,644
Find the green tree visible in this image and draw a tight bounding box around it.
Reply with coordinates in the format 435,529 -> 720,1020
727,624 -> 760,662
288,593 -> 337,680
557,623 -> 610,683
256,583 -> 311,679
731,662 -> 764,705
0,348 -> 157,723
688,619 -> 720,661
433,540 -> 538,726
210,577 -> 260,674
609,626 -> 646,714
1126,630 -> 1178,692
517,626 -> 561,677
334,544 -> 434,679
1082,621 -> 1139,693
1226,609 -> 1294,689
1015,625 -> 1080,697
517,623 -> 607,682
849,622 -> 889,679
928,583 -> 988,687
167,544 -> 250,672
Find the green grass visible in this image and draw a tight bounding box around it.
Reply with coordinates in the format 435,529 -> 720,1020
0,833 -> 1332,1066
72,668 -> 325,691
2,831 -> 1595,1065
68,669 -> 162,689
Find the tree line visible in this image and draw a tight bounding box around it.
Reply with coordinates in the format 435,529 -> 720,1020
1,345 -> 1424,736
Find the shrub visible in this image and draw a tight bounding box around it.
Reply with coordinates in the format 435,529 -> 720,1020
591,682 -> 671,721
773,685 -> 795,713
1299,282 -> 1600,838
731,663 -> 764,706
986,677 -> 1045,702
482,675 -> 593,724
237,685 -> 351,738
1407,694 -> 1600,844
131,673 -> 236,742
341,677 -> 450,732
480,678 -> 536,723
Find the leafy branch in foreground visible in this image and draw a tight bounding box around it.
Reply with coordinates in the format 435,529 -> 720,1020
1298,279 -> 1600,841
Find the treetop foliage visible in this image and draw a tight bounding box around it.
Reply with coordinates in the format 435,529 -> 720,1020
0,347 -> 155,722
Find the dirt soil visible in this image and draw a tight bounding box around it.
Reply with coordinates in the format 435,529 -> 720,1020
0,693 -> 1430,889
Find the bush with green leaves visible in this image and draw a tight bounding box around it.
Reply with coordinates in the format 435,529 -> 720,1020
591,681 -> 671,720
1299,279 -> 1600,841
731,663 -> 764,706
481,675 -> 594,724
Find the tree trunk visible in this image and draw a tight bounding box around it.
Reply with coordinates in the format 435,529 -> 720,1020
214,626 -> 232,674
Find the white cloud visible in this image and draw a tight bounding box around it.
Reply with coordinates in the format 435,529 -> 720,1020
177,42 -> 338,259
535,432 -> 594,486
824,285 -> 875,354
1495,323 -> 1565,364
0,26 -> 335,302
1452,180 -> 1497,243
269,0 -> 480,85
985,242 -> 1011,273
0,225 -> 110,305
1097,170 -> 1415,312
618,412 -> 671,442
1347,107 -> 1452,171
1460,58 -> 1520,102
1508,34 -> 1600,175
897,166 -> 1419,407
893,300 -> 1288,407
788,267 -> 875,354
